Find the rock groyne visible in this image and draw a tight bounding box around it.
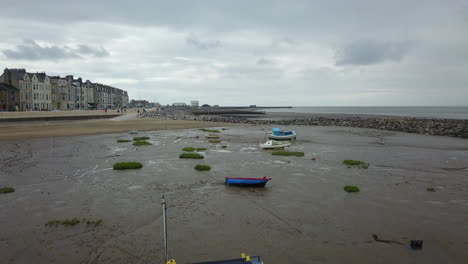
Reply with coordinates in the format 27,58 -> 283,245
141,109 -> 468,138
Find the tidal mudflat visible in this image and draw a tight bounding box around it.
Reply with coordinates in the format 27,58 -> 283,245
1,126 -> 468,264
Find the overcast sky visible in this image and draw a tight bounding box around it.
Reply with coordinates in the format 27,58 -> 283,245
1,0 -> 467,106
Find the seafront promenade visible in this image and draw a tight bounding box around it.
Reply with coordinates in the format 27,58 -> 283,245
0,109 -> 123,119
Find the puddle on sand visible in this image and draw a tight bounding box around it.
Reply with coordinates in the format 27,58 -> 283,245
212,149 -> 232,153
273,160 -> 287,164
240,147 -> 258,152
148,160 -> 164,165
192,185 -> 220,194
108,146 -> 127,153
128,185 -> 144,191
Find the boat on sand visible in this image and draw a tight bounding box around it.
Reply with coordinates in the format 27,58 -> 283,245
206,134 -> 220,139
225,177 -> 271,187
267,128 -> 297,140
259,140 -> 290,149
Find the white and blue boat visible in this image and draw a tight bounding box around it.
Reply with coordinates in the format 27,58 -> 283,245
259,140 -> 290,149
225,177 -> 271,187
267,128 -> 297,140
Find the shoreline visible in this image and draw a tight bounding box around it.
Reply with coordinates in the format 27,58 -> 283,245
141,109 -> 468,138
0,118 -> 235,140
1,108 -> 467,140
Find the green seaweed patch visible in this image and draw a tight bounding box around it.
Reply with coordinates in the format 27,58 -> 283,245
183,147 -> 195,152
133,140 -> 152,146
61,218 -> 81,226
194,164 -> 211,171
46,218 -> 81,227
0,187 -> 15,194
133,136 -> 150,141
196,147 -> 207,151
113,162 -> 143,170
117,139 -> 131,143
45,220 -> 61,227
200,128 -> 221,133
272,151 -> 304,157
343,160 -> 369,169
46,218 -> 103,227
344,185 -> 360,193
179,153 -> 204,159
426,187 -> 436,192
208,140 -> 221,143
86,219 -> 103,227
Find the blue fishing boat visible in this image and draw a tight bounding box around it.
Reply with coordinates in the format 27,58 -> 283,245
267,128 -> 297,140
225,177 -> 271,187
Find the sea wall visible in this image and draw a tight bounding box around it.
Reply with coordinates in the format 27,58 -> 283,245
141,110 -> 468,138
248,116 -> 468,138
0,114 -> 121,123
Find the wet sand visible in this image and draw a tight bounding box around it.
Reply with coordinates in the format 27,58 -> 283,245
0,117 -> 233,140
1,126 -> 468,264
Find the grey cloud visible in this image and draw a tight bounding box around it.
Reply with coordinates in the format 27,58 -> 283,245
186,34 -> 221,50
1,1 -> 467,106
2,39 -> 110,60
271,37 -> 297,48
3,39 -> 79,60
77,45 -> 110,57
220,64 -> 282,80
256,58 -> 273,65
335,40 -> 410,66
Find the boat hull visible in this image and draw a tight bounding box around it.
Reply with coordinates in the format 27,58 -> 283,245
225,177 -> 271,187
259,141 -> 290,149
267,132 -> 297,140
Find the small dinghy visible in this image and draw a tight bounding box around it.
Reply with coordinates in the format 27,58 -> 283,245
267,128 -> 297,140
225,177 -> 271,187
259,140 -> 290,149
206,134 -> 220,139
129,130 -> 139,134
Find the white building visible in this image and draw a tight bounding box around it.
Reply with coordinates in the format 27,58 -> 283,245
191,100 -> 199,107
0,69 -> 52,111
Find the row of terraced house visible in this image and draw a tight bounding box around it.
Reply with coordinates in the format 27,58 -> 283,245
0,68 -> 129,111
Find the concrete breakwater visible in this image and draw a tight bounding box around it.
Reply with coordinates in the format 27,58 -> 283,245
141,109 -> 468,138
192,109 -> 265,115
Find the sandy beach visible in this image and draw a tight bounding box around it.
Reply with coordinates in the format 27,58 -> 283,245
0,113 -> 233,140
1,124 -> 468,264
